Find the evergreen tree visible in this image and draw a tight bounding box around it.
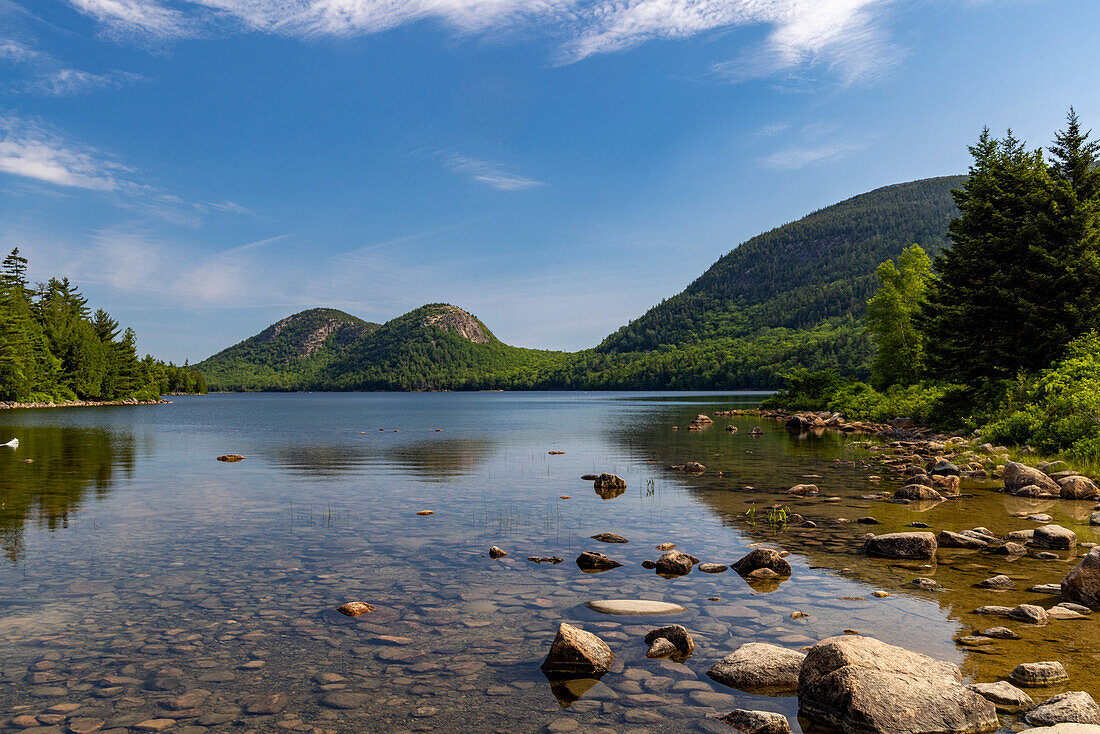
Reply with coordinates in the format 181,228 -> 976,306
866,245 -> 932,388
922,128 -> 1056,384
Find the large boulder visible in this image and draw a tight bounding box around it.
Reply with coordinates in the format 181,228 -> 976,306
797,635 -> 998,734
707,642 -> 806,693
1004,462 -> 1061,494
731,548 -> 792,577
865,532 -> 938,559
1034,525 -> 1077,550
1059,475 -> 1100,500
1062,547 -> 1100,607
540,623 -> 613,676
1026,692 -> 1100,727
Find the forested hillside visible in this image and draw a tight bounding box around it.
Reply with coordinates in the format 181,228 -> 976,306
196,308 -> 379,391
599,176 -> 964,352
197,175 -> 968,391
0,249 -> 206,402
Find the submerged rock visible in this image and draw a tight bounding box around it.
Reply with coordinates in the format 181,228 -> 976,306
797,635 -> 997,734
864,532 -> 938,559
939,530 -> 989,549
1011,662 -> 1069,687
787,484 -> 819,496
714,709 -> 792,734
591,532 -> 629,543
707,642 -> 805,693
586,599 -> 686,615
975,575 -> 1015,590
645,637 -> 678,659
336,602 -> 375,617
1008,604 -> 1049,625
540,623 -> 613,676
489,546 -> 507,559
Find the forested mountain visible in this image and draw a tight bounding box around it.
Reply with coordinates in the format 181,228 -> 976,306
321,304 -> 564,391
0,249 -> 206,402
599,176 -> 965,352
196,308 -> 379,391
197,175 -> 967,391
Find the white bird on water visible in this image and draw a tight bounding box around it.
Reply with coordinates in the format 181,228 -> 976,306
2,438 -> 18,449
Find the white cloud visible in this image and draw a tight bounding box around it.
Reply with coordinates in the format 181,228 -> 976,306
65,0 -> 899,83
26,68 -> 146,96
68,0 -> 193,40
760,139 -> 868,169
0,38 -> 37,62
0,116 -> 127,190
445,153 -> 543,190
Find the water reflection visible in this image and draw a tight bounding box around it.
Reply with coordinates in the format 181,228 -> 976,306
0,425 -> 135,564
263,437 -> 496,479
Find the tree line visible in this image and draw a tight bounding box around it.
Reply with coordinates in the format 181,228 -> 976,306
768,109 -> 1100,461
0,249 -> 206,403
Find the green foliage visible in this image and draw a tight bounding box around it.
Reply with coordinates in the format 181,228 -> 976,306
866,245 -> 932,387
760,369 -> 844,411
981,332 -> 1100,459
0,249 -> 205,402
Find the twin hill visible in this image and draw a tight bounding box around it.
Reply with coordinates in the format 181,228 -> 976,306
196,175 -> 965,391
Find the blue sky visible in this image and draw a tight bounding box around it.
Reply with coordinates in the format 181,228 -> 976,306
0,0 -> 1097,362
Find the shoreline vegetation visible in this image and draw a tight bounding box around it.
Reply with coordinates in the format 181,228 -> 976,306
0,397 -> 170,411
0,249 -> 207,404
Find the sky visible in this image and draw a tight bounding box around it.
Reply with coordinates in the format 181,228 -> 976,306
0,0 -> 1097,363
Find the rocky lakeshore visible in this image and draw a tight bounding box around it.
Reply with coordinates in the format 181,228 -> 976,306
0,399 -> 170,411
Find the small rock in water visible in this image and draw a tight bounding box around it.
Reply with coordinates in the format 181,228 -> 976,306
643,625 -> 694,659
593,473 -> 626,490
1061,547 -> 1100,607
641,560 -> 657,569
1034,524 -> 1077,550
337,602 -> 375,617
787,483 -> 818,496
586,599 -> 686,615
528,556 -> 564,564
576,551 -> 623,572
548,450 -> 566,455
216,454 -> 246,462
580,474 -> 599,480
706,642 -> 805,693
713,709 -> 792,734
976,575 -> 1016,590
591,532 -> 628,543
864,532 -> 938,559
699,563 -> 727,573
645,637 -> 678,659
1010,661 -> 1069,687
655,550 -> 697,576
1030,584 -> 1063,594
981,627 -> 1019,639
967,681 -> 1034,711
416,510 -> 434,516
871,591 -> 890,598
489,546 -> 507,559
731,548 -> 791,577
1025,691 -> 1100,727
655,542 -> 676,550
540,623 -> 613,676
1009,604 -> 1050,625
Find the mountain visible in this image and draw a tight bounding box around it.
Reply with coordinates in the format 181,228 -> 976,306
320,304 -> 564,391
197,175 -> 967,391
196,308 -> 379,390
599,175 -> 966,353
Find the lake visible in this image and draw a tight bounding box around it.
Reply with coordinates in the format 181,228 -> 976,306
0,392 -> 1097,733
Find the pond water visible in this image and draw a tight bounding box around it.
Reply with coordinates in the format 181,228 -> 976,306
0,392 -> 1097,733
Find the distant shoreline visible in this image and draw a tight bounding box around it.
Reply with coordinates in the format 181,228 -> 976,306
0,398 -> 171,411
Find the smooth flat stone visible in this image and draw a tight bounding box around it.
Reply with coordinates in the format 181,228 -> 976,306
586,600 -> 687,615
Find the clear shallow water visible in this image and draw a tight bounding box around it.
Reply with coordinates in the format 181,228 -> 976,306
0,392 -> 1097,733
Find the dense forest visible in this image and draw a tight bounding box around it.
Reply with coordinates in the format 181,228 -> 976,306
766,110 -> 1100,462
198,177 -> 964,391
0,249 -> 206,403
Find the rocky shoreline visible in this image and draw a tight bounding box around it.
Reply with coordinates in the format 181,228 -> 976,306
0,398 -> 170,411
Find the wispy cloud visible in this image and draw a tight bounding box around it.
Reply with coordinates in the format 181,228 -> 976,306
445,153 -> 543,191
64,0 -> 900,83
0,115 -> 128,190
761,140 -> 868,170
25,68 -> 146,95
0,38 -> 37,62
